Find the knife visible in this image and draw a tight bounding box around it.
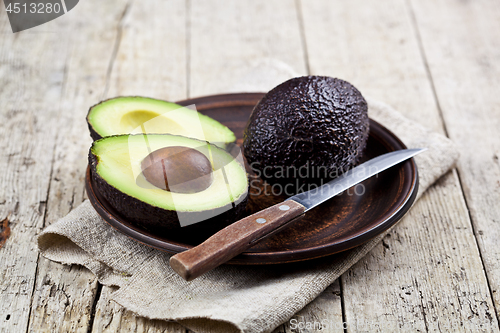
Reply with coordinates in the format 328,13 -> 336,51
170,148 -> 426,281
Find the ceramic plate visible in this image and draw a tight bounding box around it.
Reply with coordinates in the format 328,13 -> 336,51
86,93 -> 418,264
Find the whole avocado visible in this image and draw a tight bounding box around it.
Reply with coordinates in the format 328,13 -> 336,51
243,76 -> 369,193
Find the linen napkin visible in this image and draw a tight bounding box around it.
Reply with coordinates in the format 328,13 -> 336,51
38,97 -> 458,333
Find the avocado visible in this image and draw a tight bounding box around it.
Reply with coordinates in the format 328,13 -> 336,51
243,76 -> 369,194
87,96 -> 236,149
89,134 -> 248,233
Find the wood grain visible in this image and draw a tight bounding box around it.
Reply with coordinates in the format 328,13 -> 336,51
170,200 -> 306,281
1,0 -> 498,331
299,0 -> 499,331
25,1 -> 131,332
104,0 -> 187,100
344,171 -> 498,331
87,0 -> 189,332
91,286 -> 186,333
0,8 -> 71,332
189,0 -> 307,97
283,280 -> 344,333
299,0 -> 444,133
410,0 -> 500,320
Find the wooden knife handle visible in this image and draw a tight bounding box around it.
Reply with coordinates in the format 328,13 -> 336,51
169,200 -> 306,281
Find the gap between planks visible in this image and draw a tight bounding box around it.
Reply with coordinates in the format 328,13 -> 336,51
406,0 -> 500,326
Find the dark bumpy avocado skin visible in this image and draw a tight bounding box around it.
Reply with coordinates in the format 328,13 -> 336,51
89,151 -> 248,238
88,124 -> 101,141
243,76 -> 369,189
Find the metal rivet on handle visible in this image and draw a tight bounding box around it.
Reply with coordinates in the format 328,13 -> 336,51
279,205 -> 290,211
256,218 -> 267,224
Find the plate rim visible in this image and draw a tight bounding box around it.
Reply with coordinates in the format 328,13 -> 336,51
85,92 -> 419,265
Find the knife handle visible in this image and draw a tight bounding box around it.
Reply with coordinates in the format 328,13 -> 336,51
169,200 -> 306,281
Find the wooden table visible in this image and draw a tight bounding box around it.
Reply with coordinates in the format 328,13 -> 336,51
1,0 -> 499,332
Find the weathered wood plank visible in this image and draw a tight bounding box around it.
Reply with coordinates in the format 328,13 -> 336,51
92,287 -> 186,333
89,0 -> 188,332
25,1 -> 131,332
299,0 -> 443,133
283,280 -> 344,333
189,0 -> 308,97
27,263 -> 98,333
6,1 -> 497,332
300,0 -> 499,331
344,171 -> 498,331
409,0 -> 500,321
104,0 -> 188,100
0,9 -> 69,332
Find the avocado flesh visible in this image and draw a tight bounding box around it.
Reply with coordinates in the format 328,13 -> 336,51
90,134 -> 248,231
87,97 -> 236,149
243,76 -> 369,190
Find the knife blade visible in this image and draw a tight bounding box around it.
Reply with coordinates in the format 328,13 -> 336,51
170,148 -> 426,281
290,148 -> 426,211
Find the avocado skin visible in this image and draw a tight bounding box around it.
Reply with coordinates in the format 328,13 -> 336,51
88,124 -> 101,141
243,76 -> 369,189
88,149 -> 248,237
86,98 -> 112,141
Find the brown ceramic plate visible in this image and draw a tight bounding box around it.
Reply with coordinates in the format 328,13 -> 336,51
85,93 -> 418,265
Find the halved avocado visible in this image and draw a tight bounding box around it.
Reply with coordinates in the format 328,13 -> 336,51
87,97 -> 236,149
89,134 -> 248,234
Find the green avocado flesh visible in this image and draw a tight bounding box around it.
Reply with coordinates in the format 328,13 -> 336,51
87,97 -> 236,148
90,134 -> 248,230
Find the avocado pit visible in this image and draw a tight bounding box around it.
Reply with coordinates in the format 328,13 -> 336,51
141,146 -> 213,193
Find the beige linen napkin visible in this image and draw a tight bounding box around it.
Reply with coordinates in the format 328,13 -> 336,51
38,98 -> 458,333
